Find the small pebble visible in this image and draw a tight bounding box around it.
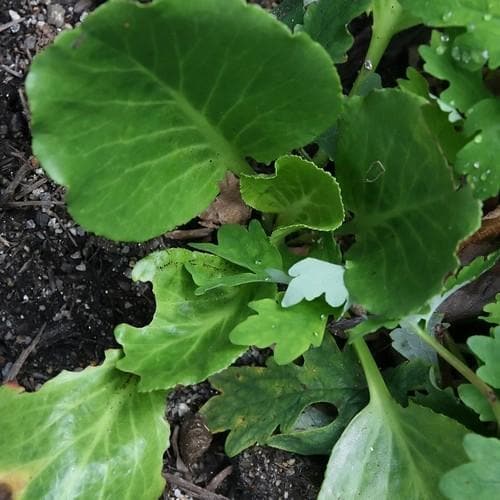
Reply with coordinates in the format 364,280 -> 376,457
47,4 -> 65,27
75,263 -> 86,272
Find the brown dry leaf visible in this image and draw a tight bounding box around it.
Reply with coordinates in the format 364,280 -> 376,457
199,173 -> 252,229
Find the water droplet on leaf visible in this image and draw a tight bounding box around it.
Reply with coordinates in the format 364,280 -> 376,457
440,33 -> 450,43
483,13 -> 492,21
474,134 -> 483,144
436,45 -> 446,55
473,161 -> 480,169
442,11 -> 452,21
364,59 -> 373,71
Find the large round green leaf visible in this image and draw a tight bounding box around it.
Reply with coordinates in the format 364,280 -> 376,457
335,89 -> 480,317
0,351 -> 168,500
27,0 -> 342,241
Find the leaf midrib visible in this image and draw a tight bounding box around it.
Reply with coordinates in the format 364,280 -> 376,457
82,25 -> 251,175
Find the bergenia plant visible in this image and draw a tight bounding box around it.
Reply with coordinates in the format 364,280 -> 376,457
1,0 -> 498,498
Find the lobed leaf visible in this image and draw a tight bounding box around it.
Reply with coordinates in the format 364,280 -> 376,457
0,351 -> 168,500
201,336 -> 368,456
115,248 -> 273,391
191,219 -> 282,272
27,0 -> 342,241
335,89 -> 481,317
399,0 -> 500,68
240,155 -> 344,239
420,31 -> 491,113
229,297 -> 329,365
282,257 -> 348,308
440,434 -> 500,500
455,98 -> 500,199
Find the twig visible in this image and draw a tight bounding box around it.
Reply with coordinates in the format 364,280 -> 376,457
165,228 -> 213,240
5,323 -> 47,382
206,465 -> 233,492
18,87 -> 30,119
1,162 -> 31,203
2,200 -> 64,207
163,472 -> 229,500
0,17 -> 25,34
0,64 -> 23,78
0,234 -> 12,247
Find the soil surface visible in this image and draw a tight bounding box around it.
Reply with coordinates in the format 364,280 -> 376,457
1,1 -> 498,499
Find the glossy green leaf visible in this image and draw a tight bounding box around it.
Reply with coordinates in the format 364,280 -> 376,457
0,351 -> 168,500
240,155 -> 344,239
303,0 -> 371,63
347,316 -> 399,343
201,336 -> 368,456
420,31 -> 491,112
456,98 -> 500,199
27,0 -> 342,241
191,220 -> 282,273
440,434 -> 500,500
115,249 -> 271,391
229,298 -> 329,364
336,89 -> 480,317
399,0 -> 500,68
282,257 -> 348,308
319,399 -> 469,499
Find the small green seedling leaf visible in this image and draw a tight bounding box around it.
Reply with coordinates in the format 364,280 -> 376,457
457,384 -> 495,422
201,335 -> 368,456
399,0 -> 500,68
229,298 -> 329,365
458,294 -> 500,422
282,257 -> 348,308
0,351 -> 168,500
303,0 -> 371,63
456,98 -> 500,199
319,400 -> 469,499
115,248 -> 272,391
420,31 -> 491,112
335,89 -> 480,317
440,434 -> 500,500
240,155 -> 344,239
27,0 -> 342,241
192,220 -> 282,273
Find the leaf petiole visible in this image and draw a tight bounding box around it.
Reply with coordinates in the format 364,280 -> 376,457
412,324 -> 500,426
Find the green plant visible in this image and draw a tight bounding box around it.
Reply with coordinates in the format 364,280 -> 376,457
1,0 -> 499,498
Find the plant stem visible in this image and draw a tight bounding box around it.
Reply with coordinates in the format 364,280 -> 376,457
350,0 -> 417,96
352,336 -> 391,405
413,325 -> 500,425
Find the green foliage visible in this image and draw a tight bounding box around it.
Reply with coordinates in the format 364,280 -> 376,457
456,99 -> 500,199
458,295 -> 500,423
26,0 -> 341,241
201,336 -> 368,456
115,249 -> 272,390
399,0 -> 500,68
21,0 -> 500,496
229,297 -> 329,365
190,220 -> 283,293
440,434 -> 500,500
0,351 -> 168,500
303,0 -> 371,63
319,399 -> 469,499
335,89 -> 480,317
240,155 -> 344,239
281,257 -> 348,308
420,31 -> 491,112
